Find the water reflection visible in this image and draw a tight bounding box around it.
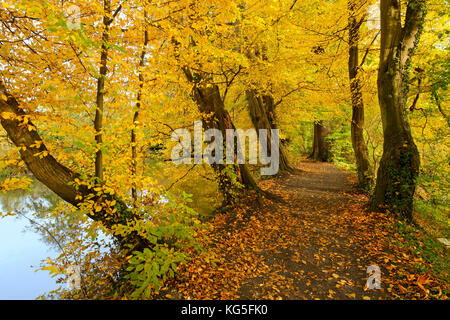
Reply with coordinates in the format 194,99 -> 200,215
0,170 -> 221,299
0,182 -> 61,299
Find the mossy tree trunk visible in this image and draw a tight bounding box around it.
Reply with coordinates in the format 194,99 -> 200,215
371,0 -> 426,220
348,0 -> 373,191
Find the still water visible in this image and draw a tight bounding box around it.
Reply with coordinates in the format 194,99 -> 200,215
0,173 -> 219,300
0,183 -> 61,299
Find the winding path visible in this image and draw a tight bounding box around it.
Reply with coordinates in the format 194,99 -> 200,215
236,160 -> 391,299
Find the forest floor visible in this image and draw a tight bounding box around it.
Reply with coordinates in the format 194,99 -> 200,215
165,159 -> 448,300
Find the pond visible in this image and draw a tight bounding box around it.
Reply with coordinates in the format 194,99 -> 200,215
0,172 -> 220,300
0,183 -> 61,299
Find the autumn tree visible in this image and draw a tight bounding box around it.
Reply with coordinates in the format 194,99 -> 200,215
371,0 -> 426,220
347,0 -> 374,191
0,80 -> 148,251
182,67 -> 261,204
244,42 -> 295,174
310,120 -> 331,162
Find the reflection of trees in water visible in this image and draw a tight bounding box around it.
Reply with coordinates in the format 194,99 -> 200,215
0,171 -> 218,253
153,165 -> 222,218
0,181 -> 82,251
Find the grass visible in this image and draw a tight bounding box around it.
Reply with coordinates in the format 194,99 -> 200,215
415,200 -> 450,239
0,166 -> 13,181
389,208 -> 449,292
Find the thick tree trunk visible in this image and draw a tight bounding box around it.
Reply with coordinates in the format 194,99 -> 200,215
371,0 -> 425,220
246,89 -> 294,174
183,68 -> 260,205
310,121 -> 331,162
348,0 -> 373,191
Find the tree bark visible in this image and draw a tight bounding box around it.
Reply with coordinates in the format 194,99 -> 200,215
371,0 -> 425,220
94,0 -> 112,182
246,89 -> 294,174
131,19 -> 149,205
0,82 -> 148,251
310,121 -> 331,162
183,68 -> 261,205
348,0 -> 373,191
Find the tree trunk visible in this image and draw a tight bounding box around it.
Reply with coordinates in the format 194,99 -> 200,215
131,20 -> 149,205
246,89 -> 294,174
348,0 -> 373,191
0,81 -> 148,251
310,121 -> 331,162
371,0 -> 425,220
94,0 -> 112,182
183,68 -> 261,205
